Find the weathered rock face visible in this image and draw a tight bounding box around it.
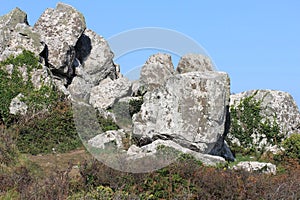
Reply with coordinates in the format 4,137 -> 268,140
75,29 -> 117,85
33,2 -> 86,80
0,8 -> 28,54
126,139 -> 226,166
133,69 -> 231,154
89,77 -> 132,109
232,161 -> 276,175
139,53 -> 174,92
0,8 -> 44,61
88,129 -> 126,150
230,90 -> 300,145
176,53 -> 213,74
9,93 -> 28,115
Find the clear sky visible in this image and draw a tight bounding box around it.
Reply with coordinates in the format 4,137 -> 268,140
1,1 -> 300,108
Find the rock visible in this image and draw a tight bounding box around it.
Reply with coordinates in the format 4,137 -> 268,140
176,53 -> 213,74
229,90 -> 300,148
89,77 -> 132,109
33,2 -> 86,78
232,161 -> 276,175
0,24 -> 44,61
133,70 -> 231,155
127,139 -> 226,166
9,93 -> 28,115
0,8 -> 28,55
139,53 -> 174,92
68,76 -> 93,102
88,129 -> 125,150
75,29 -> 117,85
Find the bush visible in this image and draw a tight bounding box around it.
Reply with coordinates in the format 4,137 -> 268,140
0,50 -> 58,125
282,134 -> 300,162
17,100 -> 82,155
229,91 -> 283,154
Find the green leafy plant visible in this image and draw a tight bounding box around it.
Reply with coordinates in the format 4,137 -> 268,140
228,91 -> 283,155
17,100 -> 82,155
0,50 -> 57,125
282,134 -> 300,162
129,97 -> 143,117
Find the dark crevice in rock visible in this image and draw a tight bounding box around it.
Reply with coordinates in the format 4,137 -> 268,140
209,105 -> 235,161
75,33 -> 92,65
39,42 -> 49,67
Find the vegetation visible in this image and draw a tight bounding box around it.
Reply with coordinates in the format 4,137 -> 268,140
129,97 -> 143,117
282,133 -> 300,162
228,91 -> 283,155
17,100 -> 82,155
0,50 -> 57,125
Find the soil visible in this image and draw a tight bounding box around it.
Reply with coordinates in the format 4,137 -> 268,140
27,147 -> 92,178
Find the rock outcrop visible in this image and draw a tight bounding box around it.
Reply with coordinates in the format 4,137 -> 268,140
9,93 -> 28,115
0,8 -> 28,55
33,2 -> 86,83
232,161 -> 277,175
89,77 -> 132,109
132,54 -> 234,161
229,90 -> 300,148
2,3 -> 300,172
176,53 -> 213,74
139,53 -> 174,92
0,8 -> 44,61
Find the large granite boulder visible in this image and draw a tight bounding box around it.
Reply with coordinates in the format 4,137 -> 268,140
232,161 -> 277,175
176,53 -> 213,74
229,90 -> 300,149
139,53 -> 174,92
33,3 -> 86,79
68,29 -> 118,101
0,8 -> 44,61
75,29 -> 117,85
89,77 -> 132,109
0,8 -> 28,55
133,64 -> 231,155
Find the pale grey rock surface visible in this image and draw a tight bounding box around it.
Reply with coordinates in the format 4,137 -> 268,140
229,90 -> 300,148
176,53 -> 213,74
68,76 -> 93,102
0,24 -> 44,61
9,93 -> 28,115
88,129 -> 125,150
89,77 -> 132,109
232,161 -> 277,175
75,29 -> 117,85
139,53 -> 174,92
0,8 -> 28,55
133,70 -> 231,154
33,2 -> 86,76
126,139 -> 226,166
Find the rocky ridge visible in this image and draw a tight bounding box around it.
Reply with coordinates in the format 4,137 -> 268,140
1,3 -> 300,171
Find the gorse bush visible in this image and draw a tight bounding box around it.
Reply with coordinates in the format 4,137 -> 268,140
17,100 -> 82,155
282,134 -> 300,162
229,91 -> 283,154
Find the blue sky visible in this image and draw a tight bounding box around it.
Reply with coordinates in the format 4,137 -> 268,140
1,1 -> 300,108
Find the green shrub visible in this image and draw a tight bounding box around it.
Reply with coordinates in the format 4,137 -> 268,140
229,91 -> 283,154
129,97 -> 143,117
97,115 -> 119,132
17,101 -> 82,155
282,134 -> 300,162
0,50 -> 57,125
